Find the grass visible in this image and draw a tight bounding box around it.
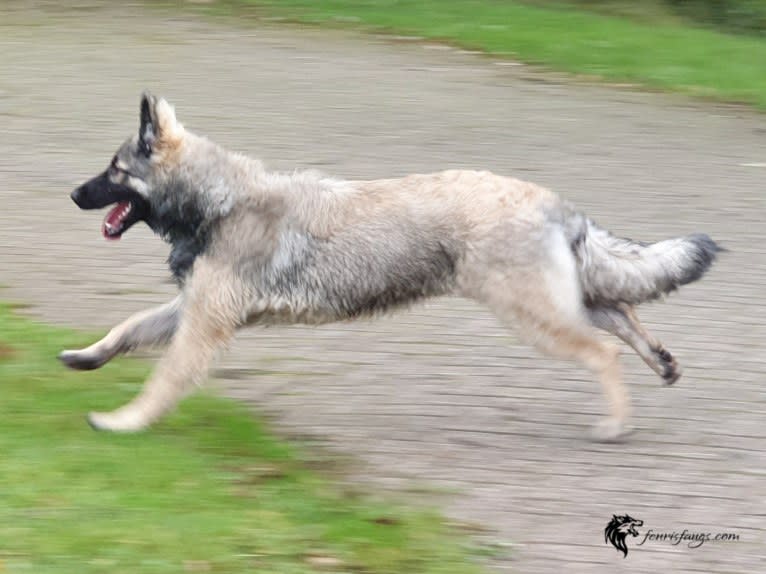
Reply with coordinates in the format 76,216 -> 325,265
207,0 -> 766,108
0,303 -> 488,574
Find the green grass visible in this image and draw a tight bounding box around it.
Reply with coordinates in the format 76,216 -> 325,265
0,304 -> 487,574
211,0 -> 766,108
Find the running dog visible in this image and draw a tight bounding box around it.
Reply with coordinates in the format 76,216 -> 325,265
60,93 -> 720,441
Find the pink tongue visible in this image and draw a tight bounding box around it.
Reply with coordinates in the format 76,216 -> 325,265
102,201 -> 131,240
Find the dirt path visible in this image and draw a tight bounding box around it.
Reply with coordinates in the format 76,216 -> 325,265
1,3 -> 764,572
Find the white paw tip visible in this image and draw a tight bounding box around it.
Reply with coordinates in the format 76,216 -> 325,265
590,419 -> 634,443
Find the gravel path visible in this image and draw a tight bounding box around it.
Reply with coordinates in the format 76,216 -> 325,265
1,3 -> 764,572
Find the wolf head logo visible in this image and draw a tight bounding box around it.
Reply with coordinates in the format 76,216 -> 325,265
605,514 -> 643,557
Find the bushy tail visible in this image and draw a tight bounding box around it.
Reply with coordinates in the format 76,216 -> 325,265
568,215 -> 722,306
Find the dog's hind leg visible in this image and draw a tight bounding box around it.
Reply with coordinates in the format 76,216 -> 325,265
587,304 -> 680,385
516,308 -> 630,443
485,283 -> 631,442
59,295 -> 183,371
474,233 -> 631,442
86,263 -> 243,432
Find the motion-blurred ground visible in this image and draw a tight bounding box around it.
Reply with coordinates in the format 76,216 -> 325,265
1,3 -> 764,572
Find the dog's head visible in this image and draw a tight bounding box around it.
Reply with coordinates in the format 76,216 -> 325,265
71,92 -> 185,240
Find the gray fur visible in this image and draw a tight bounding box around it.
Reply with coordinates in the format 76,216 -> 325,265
561,208 -> 721,306
241,224 -> 459,322
60,296 -> 182,370
587,304 -> 680,384
61,93 -> 722,440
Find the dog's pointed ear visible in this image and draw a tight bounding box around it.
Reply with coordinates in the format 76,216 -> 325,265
138,91 -> 184,156
139,92 -> 156,156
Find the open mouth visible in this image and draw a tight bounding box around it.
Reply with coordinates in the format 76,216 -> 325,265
102,201 -> 134,240
72,169 -> 149,241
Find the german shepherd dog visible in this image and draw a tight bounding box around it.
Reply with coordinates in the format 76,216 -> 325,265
61,93 -> 720,441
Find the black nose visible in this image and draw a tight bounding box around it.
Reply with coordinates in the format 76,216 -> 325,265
71,187 -> 82,204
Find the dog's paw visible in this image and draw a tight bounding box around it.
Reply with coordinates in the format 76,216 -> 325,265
655,346 -> 681,385
661,360 -> 682,385
59,350 -> 106,371
662,366 -> 682,386
590,418 -> 634,443
87,410 -> 148,433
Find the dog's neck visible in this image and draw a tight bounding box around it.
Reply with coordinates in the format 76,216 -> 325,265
146,180 -> 215,285
167,234 -> 207,285
147,135 -> 266,284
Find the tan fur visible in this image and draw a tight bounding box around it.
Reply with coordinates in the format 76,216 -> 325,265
72,167 -> 632,439
63,94 -> 719,442
87,261 -> 245,431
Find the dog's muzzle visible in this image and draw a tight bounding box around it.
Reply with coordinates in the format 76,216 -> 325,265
70,171 -> 149,240
70,185 -> 88,208
71,171 -> 115,210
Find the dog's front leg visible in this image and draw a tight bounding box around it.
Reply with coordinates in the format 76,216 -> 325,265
86,264 -> 243,432
59,295 -> 183,370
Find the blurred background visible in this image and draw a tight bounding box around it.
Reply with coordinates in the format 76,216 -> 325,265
0,1 -> 764,573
